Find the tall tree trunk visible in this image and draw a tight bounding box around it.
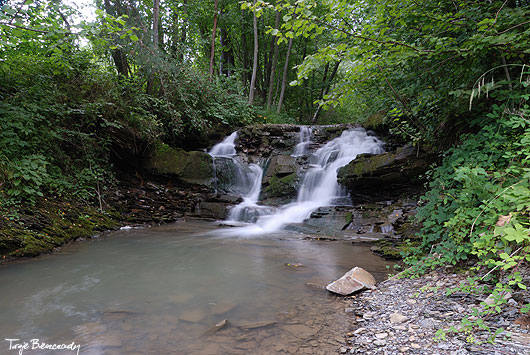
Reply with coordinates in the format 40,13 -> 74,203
147,0 -> 160,95
312,61 -> 340,124
104,0 -> 129,77
220,22 -> 233,76
178,0 -> 188,61
241,10 -> 249,87
248,0 -> 258,105
266,11 -> 280,110
209,0 -> 219,79
153,0 -> 160,46
277,37 -> 293,113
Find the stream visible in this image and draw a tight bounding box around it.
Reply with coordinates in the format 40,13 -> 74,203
0,221 -> 391,354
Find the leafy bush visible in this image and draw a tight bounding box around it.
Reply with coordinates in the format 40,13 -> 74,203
402,74 -> 530,340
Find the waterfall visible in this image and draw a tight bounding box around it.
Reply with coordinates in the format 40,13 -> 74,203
227,164 -> 274,223
292,126 -> 313,157
216,128 -> 384,236
209,131 -> 238,157
209,132 -> 267,223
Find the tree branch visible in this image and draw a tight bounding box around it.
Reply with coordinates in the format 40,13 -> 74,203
0,21 -> 74,35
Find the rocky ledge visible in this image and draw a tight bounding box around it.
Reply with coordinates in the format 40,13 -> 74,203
339,269 -> 530,355
337,145 -> 434,202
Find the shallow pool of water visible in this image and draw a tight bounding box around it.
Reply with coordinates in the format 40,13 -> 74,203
0,220 -> 392,354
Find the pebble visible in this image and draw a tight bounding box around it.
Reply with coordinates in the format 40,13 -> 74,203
418,318 -> 435,329
339,269 -> 528,354
389,313 -> 408,324
373,340 -> 386,346
375,333 -> 388,339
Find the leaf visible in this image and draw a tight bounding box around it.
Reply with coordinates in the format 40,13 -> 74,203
130,34 -> 139,42
496,214 -> 512,227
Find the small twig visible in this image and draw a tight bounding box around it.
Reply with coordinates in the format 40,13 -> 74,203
468,180 -> 523,238
497,20 -> 530,35
488,0 -> 509,30
480,246 -> 522,281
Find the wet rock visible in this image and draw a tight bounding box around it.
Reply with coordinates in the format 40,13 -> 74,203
237,320 -> 277,330
283,324 -> 318,339
305,281 -> 328,290
337,145 -> 433,202
262,172 -> 299,202
179,310 -> 205,323
203,319 -> 229,336
142,141 -> 213,187
263,155 -> 297,181
198,201 -> 228,220
210,302 -> 236,315
326,267 -> 376,295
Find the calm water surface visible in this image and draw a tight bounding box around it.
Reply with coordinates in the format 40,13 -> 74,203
0,220 -> 392,355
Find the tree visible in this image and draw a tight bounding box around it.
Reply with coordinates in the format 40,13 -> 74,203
248,0 -> 258,104
209,0 -> 219,79
276,36 -> 292,113
266,10 -> 280,109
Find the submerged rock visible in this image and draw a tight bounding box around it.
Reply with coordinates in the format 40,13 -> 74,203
326,267 -> 377,295
179,310 -> 206,323
202,319 -> 229,336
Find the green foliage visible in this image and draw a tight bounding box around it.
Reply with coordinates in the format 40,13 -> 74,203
0,0 -> 259,207
249,0 -> 530,143
400,76 -> 530,341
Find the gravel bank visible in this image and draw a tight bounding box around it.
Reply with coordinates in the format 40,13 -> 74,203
340,269 -> 530,355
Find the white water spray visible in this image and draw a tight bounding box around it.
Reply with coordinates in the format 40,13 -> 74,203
217,128 -> 384,236
208,132 -> 267,222
292,126 -> 312,157
209,131 -> 238,157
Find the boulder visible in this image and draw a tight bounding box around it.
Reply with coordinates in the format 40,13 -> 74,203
197,201 -> 227,220
337,145 -> 433,202
326,267 -> 376,295
142,141 -> 214,187
262,173 -> 299,202
263,155 -> 297,181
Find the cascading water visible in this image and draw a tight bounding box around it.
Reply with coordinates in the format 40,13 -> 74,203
209,131 -> 238,157
208,132 -> 267,223
217,128 -> 384,236
292,126 -> 313,157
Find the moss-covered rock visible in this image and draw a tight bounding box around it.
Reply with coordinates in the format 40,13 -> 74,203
337,145 -> 432,202
0,201 -> 118,260
262,173 -> 299,202
143,141 -> 214,187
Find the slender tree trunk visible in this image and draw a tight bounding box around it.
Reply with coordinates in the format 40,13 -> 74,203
277,37 -> 293,113
147,0 -> 160,95
219,23 -> 226,75
153,0 -> 160,46
266,11 -> 280,110
220,23 -> 234,76
248,0 -> 258,105
241,10 -> 249,87
209,0 -> 219,79
312,61 -> 340,124
178,0 -> 188,61
104,0 -> 129,76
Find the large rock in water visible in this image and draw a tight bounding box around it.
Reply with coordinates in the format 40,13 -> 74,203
337,145 -> 432,202
326,267 -> 376,295
142,141 -> 213,186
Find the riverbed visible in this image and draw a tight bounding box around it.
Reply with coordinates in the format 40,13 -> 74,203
0,220 -> 392,354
